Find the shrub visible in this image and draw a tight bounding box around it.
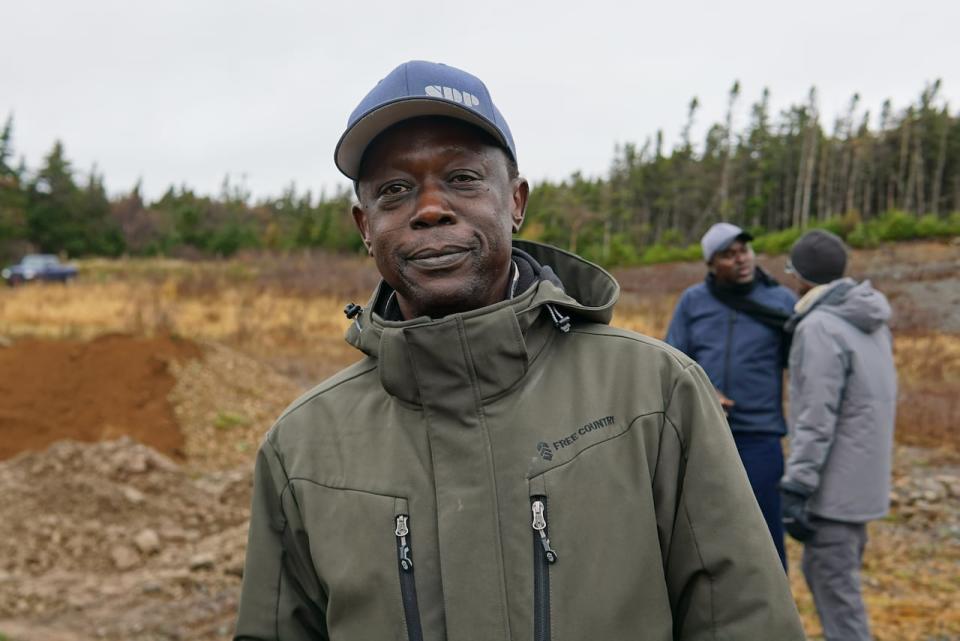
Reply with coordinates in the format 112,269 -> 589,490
816,215 -> 848,237
874,210 -> 917,241
945,211 -> 960,236
607,233 -> 640,266
752,227 -> 802,255
607,209 -> 958,267
846,223 -> 880,249
639,243 -> 701,265
915,214 -> 944,238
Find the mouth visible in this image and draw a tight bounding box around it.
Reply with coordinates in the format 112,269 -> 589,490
405,245 -> 473,269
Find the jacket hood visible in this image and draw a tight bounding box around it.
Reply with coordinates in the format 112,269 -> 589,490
343,240 -> 620,404
791,278 -> 891,333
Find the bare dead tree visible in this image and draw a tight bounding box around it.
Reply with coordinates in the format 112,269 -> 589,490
897,107 -> 913,209
800,89 -> 820,226
846,109 -> 868,214
879,100 -> 894,214
931,105 -> 949,214
718,81 -> 740,216
840,94 -> 860,214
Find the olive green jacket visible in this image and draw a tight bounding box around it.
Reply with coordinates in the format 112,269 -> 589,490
234,241 -> 805,641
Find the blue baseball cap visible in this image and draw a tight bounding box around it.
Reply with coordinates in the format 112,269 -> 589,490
335,60 -> 517,180
701,222 -> 753,262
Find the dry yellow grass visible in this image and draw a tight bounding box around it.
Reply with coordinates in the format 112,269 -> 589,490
787,518 -> 960,641
3,267 -> 954,453
0,280 -> 347,342
0,272 -> 360,383
896,332 -> 960,384
612,293 -> 676,337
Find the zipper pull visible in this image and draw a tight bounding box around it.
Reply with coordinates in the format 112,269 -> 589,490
395,515 -> 414,572
531,500 -> 558,564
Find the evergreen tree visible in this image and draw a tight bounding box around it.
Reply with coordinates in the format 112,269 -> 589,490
0,114 -> 29,253
26,142 -> 124,256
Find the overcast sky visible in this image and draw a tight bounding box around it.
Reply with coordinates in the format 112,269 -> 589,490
4,0 -> 959,201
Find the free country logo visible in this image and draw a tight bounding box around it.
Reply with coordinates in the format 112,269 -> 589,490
537,416 -> 616,460
536,442 -> 553,461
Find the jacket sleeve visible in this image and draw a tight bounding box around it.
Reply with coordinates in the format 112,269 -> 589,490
664,293 -> 691,354
783,319 -> 847,492
234,438 -> 328,641
661,363 -> 805,640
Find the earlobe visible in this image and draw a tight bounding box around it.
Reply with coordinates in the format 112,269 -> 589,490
351,204 -> 372,254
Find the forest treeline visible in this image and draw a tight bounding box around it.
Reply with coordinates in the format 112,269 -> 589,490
1,80 -> 958,266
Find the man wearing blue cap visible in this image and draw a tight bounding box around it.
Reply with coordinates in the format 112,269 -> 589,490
665,223 -> 798,570
234,61 -> 805,641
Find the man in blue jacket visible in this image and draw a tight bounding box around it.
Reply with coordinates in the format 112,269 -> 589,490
666,222 -> 797,568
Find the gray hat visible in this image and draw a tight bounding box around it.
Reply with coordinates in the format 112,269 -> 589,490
788,229 -> 848,284
701,222 -> 753,262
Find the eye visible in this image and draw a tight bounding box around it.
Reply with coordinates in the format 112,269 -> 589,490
378,182 -> 409,198
450,171 -> 481,186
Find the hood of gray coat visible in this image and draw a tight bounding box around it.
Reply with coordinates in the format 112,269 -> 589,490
803,278 -> 892,333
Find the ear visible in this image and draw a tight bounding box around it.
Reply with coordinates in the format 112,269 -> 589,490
510,178 -> 529,233
352,204 -> 373,255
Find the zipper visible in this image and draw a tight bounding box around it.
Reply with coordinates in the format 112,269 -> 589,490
723,309 -> 736,397
531,496 -> 557,641
395,509 -> 424,641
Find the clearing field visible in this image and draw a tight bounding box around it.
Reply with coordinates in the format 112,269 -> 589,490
0,240 -> 957,640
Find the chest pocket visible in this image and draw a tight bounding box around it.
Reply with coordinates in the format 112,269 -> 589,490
525,414 -> 674,641
289,482 -> 418,641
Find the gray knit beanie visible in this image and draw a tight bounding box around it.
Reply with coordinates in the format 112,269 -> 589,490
789,229 -> 848,284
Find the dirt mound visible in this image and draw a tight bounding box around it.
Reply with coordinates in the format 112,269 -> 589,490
0,334 -> 200,461
0,438 -> 252,640
0,334 -> 308,639
169,341 -> 304,472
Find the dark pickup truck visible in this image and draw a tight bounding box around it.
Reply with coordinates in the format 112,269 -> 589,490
2,254 -> 78,286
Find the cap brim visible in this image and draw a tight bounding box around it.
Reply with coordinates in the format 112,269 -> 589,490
707,231 -> 755,262
335,98 -> 511,180
720,231 -> 754,249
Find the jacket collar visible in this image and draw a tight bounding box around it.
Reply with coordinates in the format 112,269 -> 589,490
344,241 -> 619,405
785,277 -> 857,332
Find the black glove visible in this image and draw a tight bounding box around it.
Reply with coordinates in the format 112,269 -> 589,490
780,480 -> 816,543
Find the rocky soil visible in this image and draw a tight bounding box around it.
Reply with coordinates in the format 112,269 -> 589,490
0,336 -> 299,641
0,433 -> 957,640
0,438 -> 249,641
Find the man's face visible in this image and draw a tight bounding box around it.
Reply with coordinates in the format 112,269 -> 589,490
352,118 -> 528,319
709,239 -> 755,285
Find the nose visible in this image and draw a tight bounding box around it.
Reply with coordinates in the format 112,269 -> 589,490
410,181 -> 457,229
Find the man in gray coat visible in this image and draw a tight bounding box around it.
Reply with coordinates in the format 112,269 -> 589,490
780,229 -> 897,641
